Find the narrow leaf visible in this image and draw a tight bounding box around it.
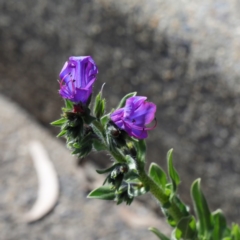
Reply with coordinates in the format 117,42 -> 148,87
212,209 -> 227,240
93,139 -> 107,151
148,227 -> 170,240
65,99 -> 73,109
174,216 -> 197,240
167,149 -> 180,192
57,129 -> 67,137
231,223 -> 240,239
87,185 -> 115,200
191,179 -> 212,237
136,139 -> 146,164
51,118 -> 67,126
149,163 -> 167,189
96,164 -> 120,174
116,92 -> 137,109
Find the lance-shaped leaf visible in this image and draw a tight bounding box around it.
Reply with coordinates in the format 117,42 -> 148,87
87,185 -> 115,200
93,91 -> 106,119
116,92 -> 137,109
231,223 -> 240,239
167,149 -> 180,192
149,163 -> 167,189
211,209 -> 228,240
191,179 -> 212,238
64,99 -> 73,110
136,139 -> 146,164
92,139 -> 107,151
96,163 -> 122,174
148,227 -> 170,240
51,118 -> 67,126
173,216 -> 197,240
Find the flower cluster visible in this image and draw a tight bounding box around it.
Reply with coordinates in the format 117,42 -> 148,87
58,56 -> 156,140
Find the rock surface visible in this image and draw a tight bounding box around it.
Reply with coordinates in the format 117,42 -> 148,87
0,0 -> 240,224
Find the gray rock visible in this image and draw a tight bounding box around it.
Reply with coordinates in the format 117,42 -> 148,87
1,0 -> 240,223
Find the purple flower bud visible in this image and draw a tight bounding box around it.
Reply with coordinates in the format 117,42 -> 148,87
59,56 -> 98,104
110,96 -> 157,139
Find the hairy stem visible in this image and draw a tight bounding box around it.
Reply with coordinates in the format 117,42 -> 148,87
137,162 -> 184,224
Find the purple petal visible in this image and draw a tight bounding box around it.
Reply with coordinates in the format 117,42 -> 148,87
131,102 -> 156,125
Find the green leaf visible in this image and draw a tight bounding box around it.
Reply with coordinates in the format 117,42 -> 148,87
212,209 -> 227,240
96,164 -> 120,174
51,118 -> 67,126
191,179 -> 212,238
231,223 -> 240,240
57,129 -> 67,137
149,163 -> 167,189
93,139 -> 107,151
101,114 -> 110,126
93,91 -> 106,119
174,216 -> 197,240
116,92 -> 137,109
148,227 -> 170,240
64,99 -> 73,109
87,185 -> 115,200
136,139 -> 146,164
167,149 -> 180,192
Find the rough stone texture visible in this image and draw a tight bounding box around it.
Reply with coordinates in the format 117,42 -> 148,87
0,95 -> 170,239
1,0 -> 240,224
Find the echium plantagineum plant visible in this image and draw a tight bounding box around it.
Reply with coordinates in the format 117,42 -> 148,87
52,56 -> 240,240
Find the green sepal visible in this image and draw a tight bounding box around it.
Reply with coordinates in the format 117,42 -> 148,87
191,179 -> 212,238
173,216 -> 197,240
64,99 -> 73,110
51,118 -> 67,126
149,162 -> 167,189
87,185 -> 115,200
211,209 -> 228,240
167,149 -> 180,192
116,92 -> 137,109
93,91 -> 106,119
148,227 -> 170,240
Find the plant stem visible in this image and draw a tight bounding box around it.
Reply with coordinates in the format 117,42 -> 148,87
91,120 -> 184,224
137,163 -> 184,224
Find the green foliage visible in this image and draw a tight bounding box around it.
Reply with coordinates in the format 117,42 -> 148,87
135,139 -> 146,164
50,118 -> 67,126
148,227 -> 170,240
93,91 -> 106,119
53,87 -> 238,240
173,216 -> 197,240
211,210 -> 228,240
191,179 -> 212,239
149,163 -> 167,189
167,149 -> 180,192
87,185 -> 115,200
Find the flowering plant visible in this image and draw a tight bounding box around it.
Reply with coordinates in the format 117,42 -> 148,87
52,56 -> 240,240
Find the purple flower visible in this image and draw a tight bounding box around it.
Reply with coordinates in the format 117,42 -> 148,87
59,56 -> 98,104
110,96 -> 157,139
